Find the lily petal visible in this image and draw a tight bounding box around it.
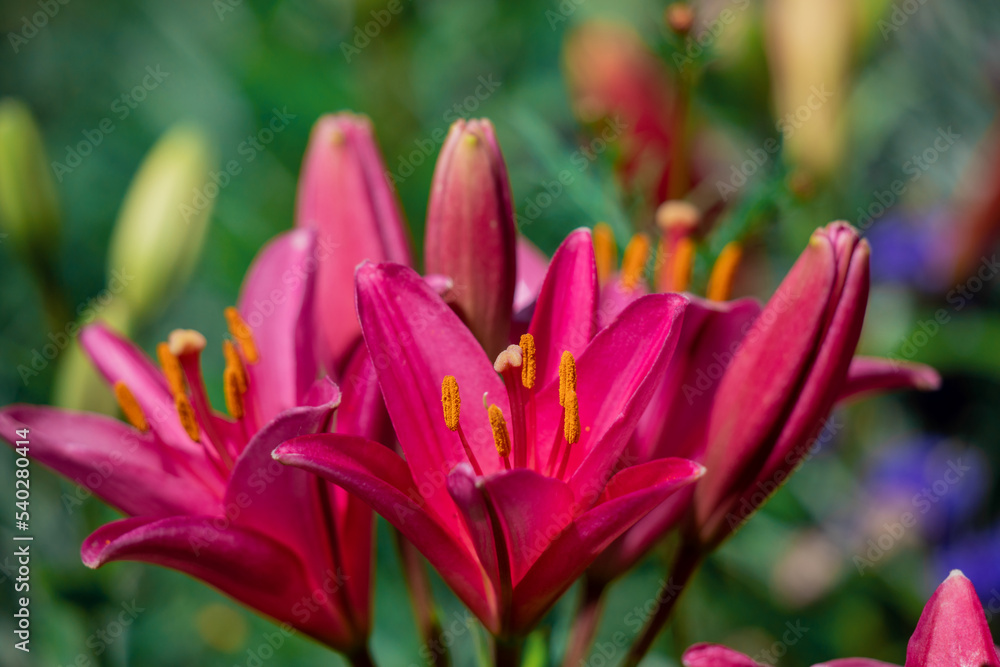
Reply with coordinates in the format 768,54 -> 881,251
905,570 -> 1000,667
447,464 -> 504,611
0,405 -> 222,516
336,343 -> 394,444
817,661 -> 900,667
238,228 -> 320,422
475,467 -> 577,585
596,276 -> 649,331
633,296 -> 762,463
272,434 -> 499,631
329,348 -> 384,630
695,224 -> 868,546
510,457 -> 702,633
514,235 -> 550,315
550,293 -> 688,503
528,228 -> 598,389
683,643 -> 765,667
587,298 -> 761,582
837,356 -> 941,404
80,323 -> 202,458
225,379 -> 340,587
81,516 -> 356,649
355,261 -> 508,531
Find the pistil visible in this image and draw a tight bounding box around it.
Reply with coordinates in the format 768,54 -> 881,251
169,329 -> 234,468
494,345 -> 528,468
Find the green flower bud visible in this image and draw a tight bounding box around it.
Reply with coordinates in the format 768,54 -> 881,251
107,123 -> 215,324
0,98 -> 60,262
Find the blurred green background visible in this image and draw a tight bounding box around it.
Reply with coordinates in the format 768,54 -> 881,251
2,0 -> 1000,664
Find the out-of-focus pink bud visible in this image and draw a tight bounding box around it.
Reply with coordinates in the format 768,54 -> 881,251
563,21 -> 679,204
295,113 -> 412,369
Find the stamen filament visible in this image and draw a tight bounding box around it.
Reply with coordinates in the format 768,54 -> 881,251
556,389 -> 580,479
545,406 -> 567,477
113,381 -> 148,432
706,241 -> 743,302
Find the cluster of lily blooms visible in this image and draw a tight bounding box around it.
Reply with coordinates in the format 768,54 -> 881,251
3,112 -> 992,667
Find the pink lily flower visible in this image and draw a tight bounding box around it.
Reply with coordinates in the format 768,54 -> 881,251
689,223 -> 939,551
588,223 -> 941,582
599,223 -> 941,667
682,570 -> 1000,667
273,229 -> 704,643
296,112 -> 538,367
0,230 -> 377,663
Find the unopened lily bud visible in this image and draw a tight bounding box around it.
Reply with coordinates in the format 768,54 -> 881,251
52,299 -> 131,413
0,98 -> 60,263
107,124 -> 215,324
563,21 -> 678,203
296,113 -> 412,366
665,3 -> 694,35
766,0 -> 854,178
424,119 -> 516,358
692,223 -> 871,549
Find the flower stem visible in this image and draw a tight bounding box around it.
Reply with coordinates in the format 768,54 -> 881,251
561,577 -> 607,667
621,543 -> 702,667
493,637 -> 522,667
346,645 -> 377,667
394,529 -> 450,667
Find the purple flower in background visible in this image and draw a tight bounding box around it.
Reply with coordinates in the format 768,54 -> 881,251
864,209 -> 956,293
